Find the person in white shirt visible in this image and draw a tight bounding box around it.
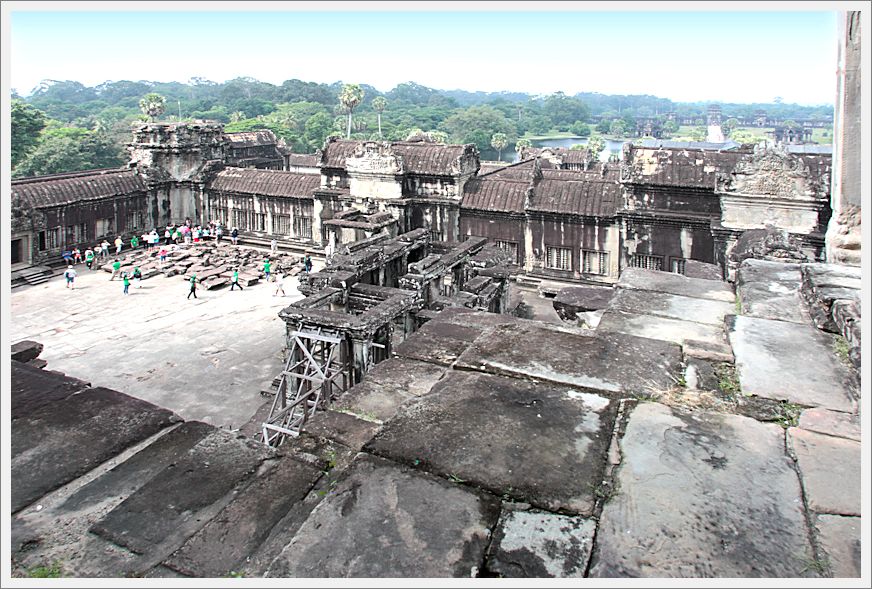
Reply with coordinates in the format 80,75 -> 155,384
273,273 -> 286,297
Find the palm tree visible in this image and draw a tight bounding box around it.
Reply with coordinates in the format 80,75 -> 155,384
230,111 -> 246,123
139,93 -> 166,122
372,96 -> 387,139
515,138 -> 532,159
338,83 -> 365,139
491,133 -> 508,161
586,134 -> 606,160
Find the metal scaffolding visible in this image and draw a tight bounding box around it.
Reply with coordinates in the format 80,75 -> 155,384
261,326 -> 350,447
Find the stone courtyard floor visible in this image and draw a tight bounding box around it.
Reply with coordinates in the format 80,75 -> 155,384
8,251 -> 315,430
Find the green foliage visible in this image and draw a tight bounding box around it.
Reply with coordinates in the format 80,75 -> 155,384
490,132 -> 508,159
586,134 -> 606,158
832,335 -> 851,365
443,105 -> 516,153
722,117 -> 740,136
662,120 -> 679,136
608,119 -> 627,137
730,129 -> 767,145
13,128 -> 127,178
515,137 -> 532,156
569,120 -> 591,137
773,402 -> 802,429
11,99 -> 47,167
542,91 -> 590,128
303,111 -> 336,151
714,363 -> 741,398
28,562 -> 63,578
338,83 -> 365,139
595,119 -> 611,133
690,126 -> 707,142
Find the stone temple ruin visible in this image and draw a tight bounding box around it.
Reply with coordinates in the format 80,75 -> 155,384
263,229 -> 511,444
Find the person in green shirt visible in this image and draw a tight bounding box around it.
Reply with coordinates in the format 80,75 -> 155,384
230,268 -> 243,291
263,259 -> 272,282
130,235 -> 139,249
187,274 -> 199,299
85,248 -> 95,271
110,259 -> 122,281
122,272 -> 131,295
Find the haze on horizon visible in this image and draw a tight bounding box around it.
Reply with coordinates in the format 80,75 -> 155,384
8,8 -> 839,106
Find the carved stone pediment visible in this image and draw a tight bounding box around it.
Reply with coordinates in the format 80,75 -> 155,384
721,144 -> 819,199
346,141 -> 404,175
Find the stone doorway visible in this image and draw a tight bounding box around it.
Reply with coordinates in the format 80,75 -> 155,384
11,237 -> 29,266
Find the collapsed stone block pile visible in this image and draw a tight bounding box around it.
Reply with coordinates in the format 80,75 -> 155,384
99,242 -> 303,290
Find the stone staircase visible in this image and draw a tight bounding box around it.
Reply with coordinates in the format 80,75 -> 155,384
11,265 -> 55,288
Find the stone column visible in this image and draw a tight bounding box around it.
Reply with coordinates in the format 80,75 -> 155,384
826,11 -> 862,266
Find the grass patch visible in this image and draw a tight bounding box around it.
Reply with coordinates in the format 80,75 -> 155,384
773,402 -> 803,428
832,335 -> 851,365
28,563 -> 63,578
735,293 -> 742,315
799,555 -> 831,576
715,363 -> 741,398
447,473 -> 466,484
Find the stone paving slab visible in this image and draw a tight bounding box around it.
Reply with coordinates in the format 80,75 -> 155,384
163,456 -> 323,577
366,371 -> 617,514
735,260 -> 809,323
486,508 -> 596,577
304,410 -> 381,451
591,402 -> 815,577
617,267 -> 735,302
11,387 -> 179,514
332,357 -> 448,423
10,360 -> 90,420
797,408 -> 860,442
788,428 -> 861,516
814,515 -> 861,578
455,321 -> 682,397
58,421 -> 215,513
598,309 -> 729,348
393,319 -> 484,366
609,288 -> 735,326
264,453 -> 499,577
727,315 -> 855,412
90,429 -> 274,555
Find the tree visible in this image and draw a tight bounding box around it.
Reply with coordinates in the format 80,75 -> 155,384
371,96 -> 388,139
229,111 -> 246,123
586,134 -> 606,159
442,105 -> 516,153
13,129 -> 127,178
690,126 -> 707,142
427,130 -> 448,143
608,119 -> 626,138
11,100 -> 47,168
542,91 -> 590,129
515,138 -> 532,159
139,93 -> 166,122
730,129 -> 767,145
569,121 -> 591,137
491,133 -> 508,161
595,119 -> 611,134
662,120 -> 679,137
303,111 -> 334,151
338,83 -> 365,139
722,117 -> 739,137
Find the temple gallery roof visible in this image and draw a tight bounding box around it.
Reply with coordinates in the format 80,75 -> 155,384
12,168 -> 146,209
320,138 -> 478,176
208,169 -> 321,198
224,130 -> 279,149
286,153 -> 320,167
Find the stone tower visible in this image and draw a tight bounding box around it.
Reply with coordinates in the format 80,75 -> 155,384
706,104 -> 725,143
128,122 -> 228,226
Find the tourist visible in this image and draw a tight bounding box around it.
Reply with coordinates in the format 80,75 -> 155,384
231,227 -> 239,245
271,238 -> 278,254
215,224 -> 223,243
130,235 -> 139,250
122,272 -> 130,295
172,228 -> 180,245
263,258 -> 272,282
62,249 -> 73,265
100,239 -> 110,259
158,247 -> 168,268
84,248 -> 95,270
193,226 -> 200,244
273,273 -> 286,297
110,259 -> 122,280
114,236 -> 123,254
73,247 -> 82,265
304,255 -> 313,274
230,268 -> 243,291
187,274 -> 199,299
133,266 -> 142,288
63,265 -> 77,289
164,226 -> 172,246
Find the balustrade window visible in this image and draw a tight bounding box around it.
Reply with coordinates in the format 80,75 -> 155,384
494,240 -> 519,263
631,254 -> 663,271
546,246 -> 572,271
582,249 -> 609,275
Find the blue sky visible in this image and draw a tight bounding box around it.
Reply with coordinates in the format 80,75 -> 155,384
7,7 -> 840,105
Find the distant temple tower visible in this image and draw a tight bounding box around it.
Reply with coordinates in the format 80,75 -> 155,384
706,104 -> 725,143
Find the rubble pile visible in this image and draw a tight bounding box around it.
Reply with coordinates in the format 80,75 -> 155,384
100,242 -> 303,289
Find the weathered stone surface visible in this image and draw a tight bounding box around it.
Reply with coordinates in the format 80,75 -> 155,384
393,318 -> 483,366
609,289 -> 735,326
304,410 -> 381,451
90,430 -> 273,555
265,454 -> 499,577
797,408 -> 860,441
486,509 -> 596,577
58,421 -> 215,513
735,259 -> 809,323
598,309 -> 728,347
591,402 -> 815,577
683,338 -> 734,363
683,260 -> 723,281
367,371 -> 616,514
815,515 -> 861,578
552,285 -> 614,321
163,456 -> 322,577
11,387 -> 179,514
10,360 -> 90,420
11,340 -> 43,363
727,315 -> 855,412
617,267 -> 735,302
788,428 -> 860,516
457,321 -> 682,396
